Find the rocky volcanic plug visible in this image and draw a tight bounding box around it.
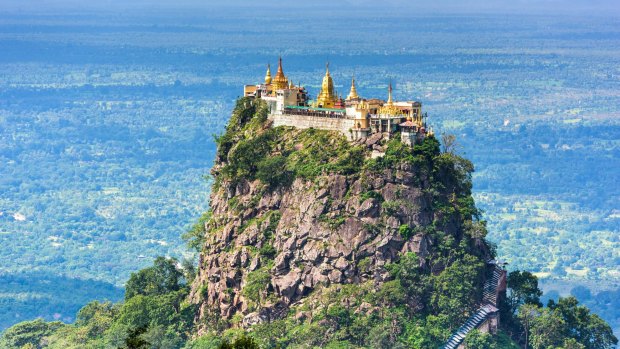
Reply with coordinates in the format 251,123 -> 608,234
189,98 -> 493,338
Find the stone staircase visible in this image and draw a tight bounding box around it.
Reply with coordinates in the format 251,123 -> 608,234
442,262 -> 504,349
482,265 -> 503,305
443,304 -> 498,349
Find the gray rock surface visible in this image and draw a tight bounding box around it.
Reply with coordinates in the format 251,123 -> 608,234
189,158 -> 436,329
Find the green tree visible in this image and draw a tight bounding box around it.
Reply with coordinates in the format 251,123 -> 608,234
242,268 -> 271,308
560,338 -> 586,349
181,258 -> 198,284
385,252 -> 429,314
182,211 -> 211,252
516,297 -> 617,349
142,324 -> 185,349
548,297 -> 617,349
464,330 -> 497,349
507,271 -> 543,314
120,326 -> 150,349
529,307 -> 566,349
517,303 -> 540,349
125,257 -> 184,300
413,135 -> 441,159
0,319 -> 63,349
398,224 -> 414,239
256,155 -> 292,187
116,291 -> 194,334
75,301 -> 118,338
222,130 -> 275,182
501,270 -> 543,342
431,254 -> 484,326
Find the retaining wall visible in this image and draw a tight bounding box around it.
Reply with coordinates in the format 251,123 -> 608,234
270,114 -> 355,140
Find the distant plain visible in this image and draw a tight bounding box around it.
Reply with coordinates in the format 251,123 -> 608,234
0,8 -> 618,332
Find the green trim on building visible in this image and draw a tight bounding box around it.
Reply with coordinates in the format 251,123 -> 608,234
285,105 -> 345,113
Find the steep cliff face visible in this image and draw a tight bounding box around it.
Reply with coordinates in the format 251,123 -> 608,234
189,98 -> 493,343
191,163 -> 434,319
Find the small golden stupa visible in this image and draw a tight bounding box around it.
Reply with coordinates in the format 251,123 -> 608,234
346,76 -> 360,100
264,64 -> 272,85
315,63 -> 337,108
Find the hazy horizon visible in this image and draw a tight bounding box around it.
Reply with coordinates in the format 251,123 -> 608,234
3,0 -> 620,16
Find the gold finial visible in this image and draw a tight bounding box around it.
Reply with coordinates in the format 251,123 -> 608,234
346,75 -> 359,100
277,56 -> 284,75
264,64 -> 272,85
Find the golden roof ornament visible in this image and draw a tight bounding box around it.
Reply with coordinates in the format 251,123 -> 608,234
378,81 -> 403,116
346,76 -> 360,100
264,64 -> 272,85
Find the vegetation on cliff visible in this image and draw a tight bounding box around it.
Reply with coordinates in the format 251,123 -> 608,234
1,98 -> 616,349
214,98 -> 366,188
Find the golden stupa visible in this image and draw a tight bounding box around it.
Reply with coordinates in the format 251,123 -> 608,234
315,63 -> 337,108
264,64 -> 272,85
272,57 -> 289,91
346,76 -> 360,100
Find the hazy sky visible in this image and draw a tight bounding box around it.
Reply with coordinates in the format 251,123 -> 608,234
3,0 -> 619,15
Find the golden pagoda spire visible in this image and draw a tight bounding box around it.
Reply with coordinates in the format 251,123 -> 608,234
387,80 -> 394,105
378,80 -> 403,116
272,56 -> 289,90
316,62 -> 337,108
346,75 -> 359,100
264,64 -> 272,85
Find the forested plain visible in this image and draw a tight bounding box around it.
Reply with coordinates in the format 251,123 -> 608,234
0,8 -> 618,334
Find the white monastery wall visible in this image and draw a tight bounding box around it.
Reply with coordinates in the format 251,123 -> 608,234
270,114 -> 356,140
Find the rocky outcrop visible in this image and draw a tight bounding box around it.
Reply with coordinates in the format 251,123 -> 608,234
188,100 -> 490,333
189,161 -> 435,327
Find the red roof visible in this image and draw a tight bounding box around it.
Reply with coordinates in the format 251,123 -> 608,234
399,121 -> 417,127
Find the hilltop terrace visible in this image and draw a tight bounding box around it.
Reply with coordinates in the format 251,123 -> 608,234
243,58 -> 433,145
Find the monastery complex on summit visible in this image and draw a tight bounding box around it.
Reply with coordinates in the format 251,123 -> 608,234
243,57 -> 433,145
